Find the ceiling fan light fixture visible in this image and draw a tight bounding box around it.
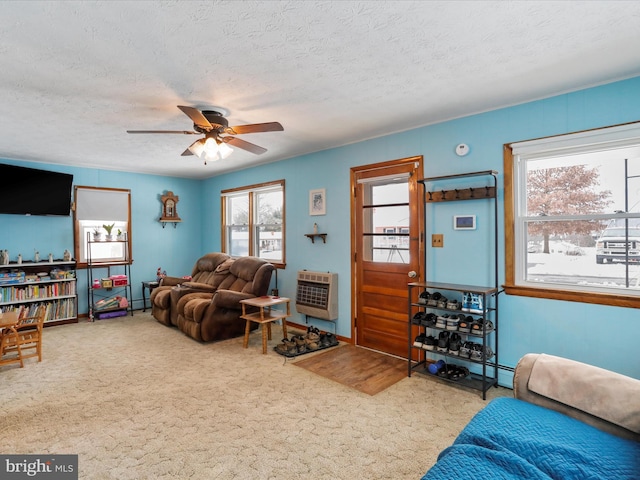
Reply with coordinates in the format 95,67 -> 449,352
218,141 -> 233,159
188,139 -> 205,157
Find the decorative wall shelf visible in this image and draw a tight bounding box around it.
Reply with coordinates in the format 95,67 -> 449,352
304,233 -> 327,243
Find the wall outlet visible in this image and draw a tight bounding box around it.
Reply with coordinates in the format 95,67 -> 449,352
432,234 -> 444,248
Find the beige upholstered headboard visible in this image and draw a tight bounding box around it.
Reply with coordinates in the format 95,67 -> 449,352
513,353 -> 640,442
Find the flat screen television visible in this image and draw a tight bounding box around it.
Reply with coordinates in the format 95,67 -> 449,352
0,163 -> 74,216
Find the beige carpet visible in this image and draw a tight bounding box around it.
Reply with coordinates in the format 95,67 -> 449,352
293,344 -> 408,395
0,312 -> 510,480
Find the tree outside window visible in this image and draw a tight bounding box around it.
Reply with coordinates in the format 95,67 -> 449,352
505,122 -> 640,307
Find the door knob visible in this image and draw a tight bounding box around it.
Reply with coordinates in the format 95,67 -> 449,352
408,271 -> 417,278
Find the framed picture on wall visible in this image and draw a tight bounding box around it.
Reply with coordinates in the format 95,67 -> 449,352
309,188 -> 326,215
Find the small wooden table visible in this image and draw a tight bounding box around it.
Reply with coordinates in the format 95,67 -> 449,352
240,296 -> 291,354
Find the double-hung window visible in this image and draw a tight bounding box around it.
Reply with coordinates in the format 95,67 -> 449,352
74,186 -> 132,267
504,122 -> 640,307
221,180 -> 285,267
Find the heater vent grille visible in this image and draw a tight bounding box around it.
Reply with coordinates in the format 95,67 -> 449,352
295,270 -> 338,321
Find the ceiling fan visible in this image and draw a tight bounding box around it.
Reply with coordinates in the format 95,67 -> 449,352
127,106 -> 283,162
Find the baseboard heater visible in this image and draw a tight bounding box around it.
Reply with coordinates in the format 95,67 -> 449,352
295,270 -> 338,321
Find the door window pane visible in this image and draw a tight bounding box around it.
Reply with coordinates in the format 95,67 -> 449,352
362,180 -> 410,264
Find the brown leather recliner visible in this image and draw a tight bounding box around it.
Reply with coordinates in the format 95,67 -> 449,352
176,256 -> 274,342
150,252 -> 230,326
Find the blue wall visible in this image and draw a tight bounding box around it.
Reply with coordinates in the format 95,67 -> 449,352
0,161 -> 203,314
2,76 -> 639,382
204,76 -> 640,382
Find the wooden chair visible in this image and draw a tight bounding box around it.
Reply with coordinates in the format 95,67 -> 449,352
0,307 -> 45,368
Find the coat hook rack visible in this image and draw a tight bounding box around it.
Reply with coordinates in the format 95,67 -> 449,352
423,185 -> 496,203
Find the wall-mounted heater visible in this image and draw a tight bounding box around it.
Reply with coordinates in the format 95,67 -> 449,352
295,270 -> 338,321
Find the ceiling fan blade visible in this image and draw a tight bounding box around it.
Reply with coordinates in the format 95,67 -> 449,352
222,136 -> 267,155
177,106 -> 213,131
181,138 -> 205,156
127,130 -> 199,134
224,122 -> 284,135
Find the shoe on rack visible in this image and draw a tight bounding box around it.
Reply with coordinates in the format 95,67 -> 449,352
423,313 -> 438,328
446,299 -> 460,310
448,333 -> 461,355
437,331 -> 450,353
436,314 -> 448,329
412,311 -> 426,324
449,365 -> 470,381
470,343 -> 494,362
469,342 -> 483,361
413,334 -> 425,348
458,316 -> 472,333
471,318 -> 494,335
419,290 -> 431,305
461,292 -> 472,312
446,315 -> 459,331
428,292 -> 441,307
422,335 -> 437,351
459,341 -> 473,359
468,293 -> 484,314
436,296 -> 448,309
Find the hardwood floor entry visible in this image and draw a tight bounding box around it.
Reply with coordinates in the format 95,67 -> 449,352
293,344 -> 407,395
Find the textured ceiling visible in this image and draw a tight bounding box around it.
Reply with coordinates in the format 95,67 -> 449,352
1,1 -> 640,179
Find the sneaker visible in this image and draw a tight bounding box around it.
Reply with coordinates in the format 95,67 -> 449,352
446,299 -> 460,310
458,315 -> 473,333
470,343 -> 494,362
468,293 -> 484,314
422,313 -> 438,328
412,311 -> 426,324
459,341 -> 473,358
413,334 -> 425,348
423,335 -> 437,351
427,292 -> 441,307
448,333 -> 461,355
446,315 -> 459,331
324,332 -> 339,347
437,331 -> 450,352
436,296 -> 448,309
461,292 -> 472,312
449,365 -> 470,381
435,314 -> 448,329
471,318 -> 494,335
418,290 -> 430,305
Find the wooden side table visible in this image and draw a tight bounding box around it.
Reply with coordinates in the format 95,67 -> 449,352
240,296 -> 291,354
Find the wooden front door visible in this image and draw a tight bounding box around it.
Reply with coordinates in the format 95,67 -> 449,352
351,157 -> 424,358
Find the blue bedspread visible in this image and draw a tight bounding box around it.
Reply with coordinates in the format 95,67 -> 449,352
422,397 -> 640,480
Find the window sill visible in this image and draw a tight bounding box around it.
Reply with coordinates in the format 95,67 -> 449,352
503,283 -> 640,309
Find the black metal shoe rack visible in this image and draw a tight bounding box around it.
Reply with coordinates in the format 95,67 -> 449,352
408,170 -> 500,399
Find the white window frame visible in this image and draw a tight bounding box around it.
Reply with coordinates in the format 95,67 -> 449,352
221,180 -> 285,268
74,186 -> 132,267
504,121 -> 640,308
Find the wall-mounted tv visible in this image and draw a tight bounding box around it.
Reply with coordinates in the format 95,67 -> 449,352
0,163 -> 74,216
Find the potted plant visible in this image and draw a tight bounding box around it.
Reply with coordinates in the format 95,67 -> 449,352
116,229 -> 126,241
103,223 -> 115,241
92,227 -> 102,241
